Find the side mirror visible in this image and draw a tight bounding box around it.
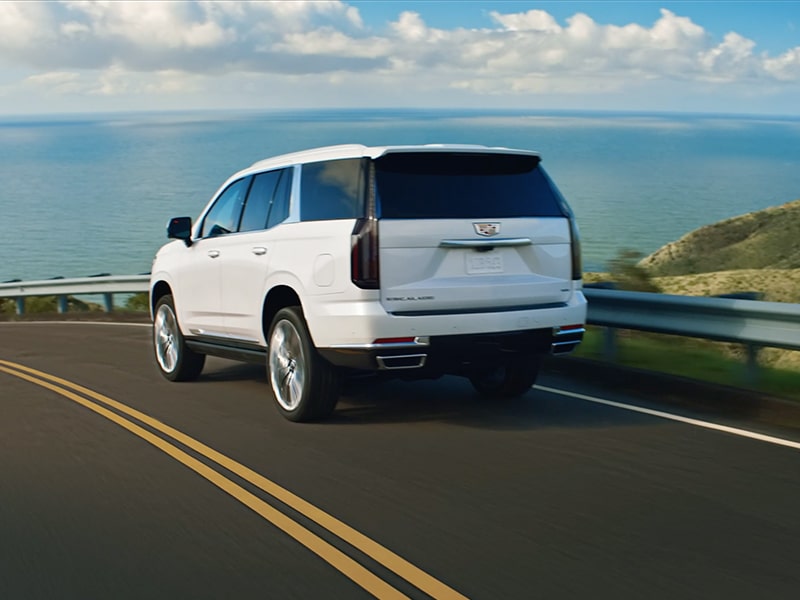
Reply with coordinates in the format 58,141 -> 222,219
167,216 -> 193,247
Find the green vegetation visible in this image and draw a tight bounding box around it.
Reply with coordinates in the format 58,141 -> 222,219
0,295 -> 101,315
125,292 -> 150,312
0,293 -> 151,317
605,249 -> 661,292
574,327 -> 800,401
0,294 -> 155,321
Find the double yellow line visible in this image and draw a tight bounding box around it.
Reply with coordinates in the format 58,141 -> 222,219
0,359 -> 467,600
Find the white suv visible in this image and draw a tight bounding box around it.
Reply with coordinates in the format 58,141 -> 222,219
150,144 -> 586,421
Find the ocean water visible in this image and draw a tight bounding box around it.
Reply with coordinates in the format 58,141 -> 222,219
1,109 -> 800,282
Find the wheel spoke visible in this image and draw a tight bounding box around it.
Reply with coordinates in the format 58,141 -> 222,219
281,374 -> 293,407
166,342 -> 178,370
288,375 -> 303,407
269,318 -> 306,412
155,304 -> 180,373
276,347 -> 291,369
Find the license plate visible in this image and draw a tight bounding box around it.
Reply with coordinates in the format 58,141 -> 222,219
466,252 -> 504,274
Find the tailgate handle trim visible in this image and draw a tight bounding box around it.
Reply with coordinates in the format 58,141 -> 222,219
439,238 -> 532,248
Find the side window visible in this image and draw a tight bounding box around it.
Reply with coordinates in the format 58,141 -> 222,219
239,170 -> 282,233
200,177 -> 251,238
300,159 -> 364,221
266,168 -> 293,229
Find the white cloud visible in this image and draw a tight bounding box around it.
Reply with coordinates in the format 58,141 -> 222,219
698,32 -> 758,81
60,21 -> 90,38
64,1 -> 232,49
0,2 -> 57,49
90,64 -> 132,96
649,8 -> 705,49
391,11 -> 430,41
274,29 -> 391,59
1,1 -> 370,73
491,9 -> 561,33
24,71 -> 81,91
763,47 -> 800,81
0,1 -> 798,113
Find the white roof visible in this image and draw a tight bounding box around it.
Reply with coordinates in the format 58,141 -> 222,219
237,143 -> 540,179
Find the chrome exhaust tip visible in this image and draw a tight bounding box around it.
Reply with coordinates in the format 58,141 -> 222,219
376,354 -> 428,370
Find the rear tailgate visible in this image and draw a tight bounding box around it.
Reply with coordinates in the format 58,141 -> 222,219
373,150 -> 575,315
379,218 -> 572,314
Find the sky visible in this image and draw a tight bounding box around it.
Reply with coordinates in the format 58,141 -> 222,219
0,1 -> 798,116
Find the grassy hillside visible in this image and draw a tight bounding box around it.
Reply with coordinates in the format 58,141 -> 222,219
584,198 -> 800,374
654,268 -> 800,304
640,199 -> 800,276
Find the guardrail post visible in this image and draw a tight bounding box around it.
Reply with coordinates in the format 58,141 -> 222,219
57,295 -> 68,313
602,327 -> 618,362
103,293 -> 114,312
745,343 -> 760,387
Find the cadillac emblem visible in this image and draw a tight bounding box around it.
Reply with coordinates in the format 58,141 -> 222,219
473,222 -> 500,237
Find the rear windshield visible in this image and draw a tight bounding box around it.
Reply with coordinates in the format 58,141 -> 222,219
374,152 -> 567,219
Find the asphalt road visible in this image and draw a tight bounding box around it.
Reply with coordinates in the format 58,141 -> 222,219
1,322 -> 799,599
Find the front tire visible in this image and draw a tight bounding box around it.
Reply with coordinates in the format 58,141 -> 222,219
468,355 -> 542,399
153,294 -> 205,382
267,306 -> 340,422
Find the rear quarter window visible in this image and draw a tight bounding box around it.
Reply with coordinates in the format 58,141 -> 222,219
374,153 -> 567,219
300,158 -> 365,221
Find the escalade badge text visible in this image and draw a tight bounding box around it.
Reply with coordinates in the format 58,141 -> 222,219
474,222 -> 500,237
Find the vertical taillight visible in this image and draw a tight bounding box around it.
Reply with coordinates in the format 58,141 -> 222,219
542,167 -> 581,282
351,217 -> 379,289
352,160 -> 379,289
568,217 -> 582,281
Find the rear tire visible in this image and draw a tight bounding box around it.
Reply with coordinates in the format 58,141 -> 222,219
153,294 -> 205,382
267,306 -> 340,422
468,355 -> 541,399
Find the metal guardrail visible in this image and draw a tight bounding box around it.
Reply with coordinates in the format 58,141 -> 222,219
583,287 -> 800,384
2,275 -> 799,352
0,275 -> 150,314
583,288 -> 800,351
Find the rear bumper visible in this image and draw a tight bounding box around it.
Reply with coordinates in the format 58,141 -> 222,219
319,326 -> 584,372
307,291 -> 587,349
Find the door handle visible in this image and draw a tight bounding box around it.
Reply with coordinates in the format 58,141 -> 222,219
252,247 -> 267,256
207,250 -> 220,258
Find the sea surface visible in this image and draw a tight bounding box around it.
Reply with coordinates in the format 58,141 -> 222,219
2,108 -> 800,282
